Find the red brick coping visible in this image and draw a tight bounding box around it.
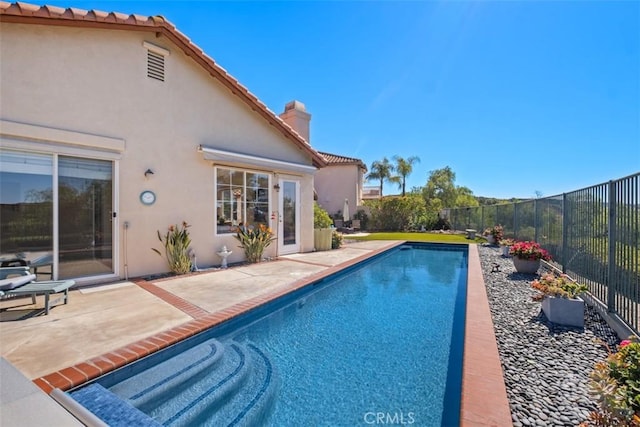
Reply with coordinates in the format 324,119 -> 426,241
32,242 -> 512,426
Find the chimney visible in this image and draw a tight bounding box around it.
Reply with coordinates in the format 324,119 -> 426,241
279,100 -> 311,144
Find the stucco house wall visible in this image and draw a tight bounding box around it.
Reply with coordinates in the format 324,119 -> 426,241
315,164 -> 362,219
0,7 -> 323,283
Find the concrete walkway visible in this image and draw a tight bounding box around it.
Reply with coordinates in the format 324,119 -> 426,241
0,240 -> 395,379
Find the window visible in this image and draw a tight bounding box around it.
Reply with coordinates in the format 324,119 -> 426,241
215,167 -> 269,234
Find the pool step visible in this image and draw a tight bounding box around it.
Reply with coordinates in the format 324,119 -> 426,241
173,342 -> 278,427
111,340 -> 226,412
151,342 -> 253,426
69,337 -> 279,426
70,383 -> 163,427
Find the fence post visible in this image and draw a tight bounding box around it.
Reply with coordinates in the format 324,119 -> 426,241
607,180 -> 616,313
534,198 -> 539,243
562,193 -> 568,274
513,203 -> 518,239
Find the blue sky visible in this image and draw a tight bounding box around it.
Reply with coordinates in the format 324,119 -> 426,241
44,1 -> 639,199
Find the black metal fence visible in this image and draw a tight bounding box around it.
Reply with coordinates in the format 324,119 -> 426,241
443,173 -> 640,334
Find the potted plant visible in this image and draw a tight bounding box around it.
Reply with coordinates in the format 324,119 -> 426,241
499,238 -> 516,257
531,272 -> 588,327
587,338 -> 640,426
234,223 -> 275,263
314,203 -> 333,251
483,224 -> 503,245
509,240 -> 551,274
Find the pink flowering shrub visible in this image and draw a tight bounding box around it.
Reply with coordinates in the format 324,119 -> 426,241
509,240 -> 551,261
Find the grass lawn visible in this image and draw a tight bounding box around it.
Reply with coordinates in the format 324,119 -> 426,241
346,232 -> 487,244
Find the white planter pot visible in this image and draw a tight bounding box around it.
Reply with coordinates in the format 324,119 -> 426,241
541,296 -> 585,327
512,257 -> 541,274
501,245 -> 511,257
486,235 -> 496,245
314,228 -> 333,251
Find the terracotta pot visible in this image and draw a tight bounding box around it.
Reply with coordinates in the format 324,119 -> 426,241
512,257 -> 540,274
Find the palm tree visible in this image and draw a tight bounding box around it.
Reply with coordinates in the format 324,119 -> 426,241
393,155 -> 420,196
366,157 -> 395,196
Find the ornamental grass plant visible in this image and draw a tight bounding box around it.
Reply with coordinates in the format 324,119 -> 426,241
234,223 -> 276,263
509,240 -> 551,261
152,221 -> 192,274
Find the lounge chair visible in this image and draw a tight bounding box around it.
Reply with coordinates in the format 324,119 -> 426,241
30,253 -> 53,278
0,267 -> 75,315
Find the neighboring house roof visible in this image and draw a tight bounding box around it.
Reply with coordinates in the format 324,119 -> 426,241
0,1 -> 327,168
318,151 -> 367,172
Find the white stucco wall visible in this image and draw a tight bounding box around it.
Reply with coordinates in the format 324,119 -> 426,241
314,164 -> 363,219
0,23 -> 317,279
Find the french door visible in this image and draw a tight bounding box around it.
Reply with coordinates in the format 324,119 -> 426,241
277,178 -> 300,255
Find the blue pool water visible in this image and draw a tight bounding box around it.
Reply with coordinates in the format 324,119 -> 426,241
70,243 -> 467,426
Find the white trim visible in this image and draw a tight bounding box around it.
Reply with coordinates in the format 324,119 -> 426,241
0,120 -> 125,157
198,145 -> 317,175
52,154 -> 59,280
143,41 -> 170,56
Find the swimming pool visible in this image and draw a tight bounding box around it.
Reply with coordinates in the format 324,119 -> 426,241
69,243 -> 468,426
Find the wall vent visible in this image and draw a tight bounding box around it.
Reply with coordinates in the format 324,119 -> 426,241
147,50 -> 165,81
143,41 -> 170,82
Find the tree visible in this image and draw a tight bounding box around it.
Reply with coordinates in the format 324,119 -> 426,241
422,166 -> 479,212
422,166 -> 458,210
393,155 -> 420,196
366,157 -> 395,196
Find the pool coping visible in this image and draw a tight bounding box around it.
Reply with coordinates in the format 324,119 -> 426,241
32,242 -> 512,426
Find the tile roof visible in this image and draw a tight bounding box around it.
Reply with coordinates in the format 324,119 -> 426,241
318,151 -> 367,171
0,1 -> 327,168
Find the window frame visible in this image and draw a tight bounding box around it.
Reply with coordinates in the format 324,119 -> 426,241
214,166 -> 271,235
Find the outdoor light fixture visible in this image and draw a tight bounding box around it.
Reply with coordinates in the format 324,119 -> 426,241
144,169 -> 154,178
273,184 -> 281,191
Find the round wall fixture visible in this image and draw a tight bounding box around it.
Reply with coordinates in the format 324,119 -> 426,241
140,190 -> 156,205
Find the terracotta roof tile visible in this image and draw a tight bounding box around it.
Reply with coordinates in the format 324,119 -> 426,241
319,151 -> 367,170
0,1 -> 327,168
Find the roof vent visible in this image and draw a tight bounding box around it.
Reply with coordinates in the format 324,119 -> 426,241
143,41 -> 170,82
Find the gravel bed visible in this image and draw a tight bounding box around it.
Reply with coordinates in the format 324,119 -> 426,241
477,244 -> 621,427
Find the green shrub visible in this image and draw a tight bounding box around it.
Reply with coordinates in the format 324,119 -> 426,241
331,230 -> 343,249
314,203 -> 333,229
365,195 -> 426,232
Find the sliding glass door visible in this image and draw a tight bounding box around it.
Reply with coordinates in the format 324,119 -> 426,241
0,150 -> 114,280
58,156 -> 113,278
